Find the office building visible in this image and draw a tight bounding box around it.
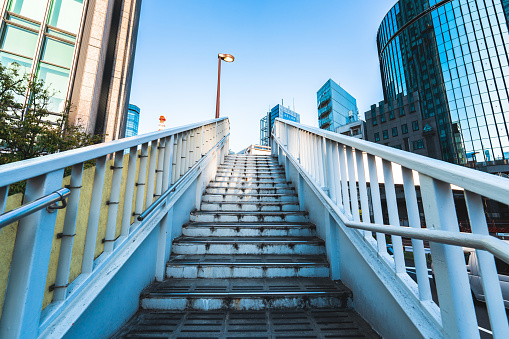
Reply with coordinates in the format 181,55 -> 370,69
317,79 -> 359,132
0,0 -> 142,142
335,120 -> 366,139
260,104 -> 300,146
365,92 -> 445,159
125,104 -> 140,138
378,0 -> 509,171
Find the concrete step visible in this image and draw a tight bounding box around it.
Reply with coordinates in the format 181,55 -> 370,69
140,278 -> 351,311
190,211 -> 309,223
205,187 -> 295,195
182,222 -> 316,237
200,201 -> 300,212
214,176 -> 287,183
219,164 -> 282,170
172,236 -> 325,255
113,309 -> 380,338
216,170 -> 285,176
222,161 -> 279,167
208,181 -> 291,188
201,193 -> 298,203
166,255 -> 330,279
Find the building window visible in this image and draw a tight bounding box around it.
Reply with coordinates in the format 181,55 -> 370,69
389,110 -> 395,119
383,130 -> 388,139
372,117 -> 377,126
413,140 -> 424,150
399,108 -> 405,116
392,127 -> 398,137
410,103 -> 416,112
393,145 -> 402,150
381,113 -> 386,123
412,121 -> 419,131
374,133 -> 380,142
402,124 -> 408,134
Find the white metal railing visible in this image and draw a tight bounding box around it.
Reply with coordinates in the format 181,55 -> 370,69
0,117 -> 229,338
272,118 -> 509,339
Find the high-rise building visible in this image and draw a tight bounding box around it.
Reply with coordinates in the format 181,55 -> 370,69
125,104 -> 140,138
317,79 -> 359,132
259,114 -> 269,146
378,0 -> 509,170
268,104 -> 300,137
0,0 -> 141,142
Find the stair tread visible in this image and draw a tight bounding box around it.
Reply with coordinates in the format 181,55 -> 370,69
191,210 -> 307,215
201,201 -> 299,205
143,278 -> 349,297
174,236 -> 324,243
185,222 -> 314,227
168,254 -> 329,266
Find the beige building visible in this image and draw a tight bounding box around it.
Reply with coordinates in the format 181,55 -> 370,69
0,0 -> 142,142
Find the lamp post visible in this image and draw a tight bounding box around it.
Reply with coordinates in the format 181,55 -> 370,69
215,53 -> 234,119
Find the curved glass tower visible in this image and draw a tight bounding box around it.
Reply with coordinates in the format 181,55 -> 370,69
378,0 -> 509,165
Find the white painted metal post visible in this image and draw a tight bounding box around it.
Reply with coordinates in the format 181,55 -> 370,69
121,146 -> 138,236
382,160 -> 405,273
53,163 -> 84,301
320,137 -> 328,189
174,134 -> 183,183
346,147 -> 359,222
162,135 -> 175,192
367,154 -> 386,253
331,142 -> 343,210
134,143 -> 149,216
180,133 -> 188,177
297,128 -> 301,164
401,167 -> 431,301
0,170 -> 64,339
419,174 -> 479,339
338,145 -> 351,219
464,191 -> 509,337
355,151 -> 371,239
82,156 -> 107,274
146,140 -> 159,204
104,151 -> 124,252
154,138 -> 166,199
0,186 -> 7,236
326,139 -> 336,201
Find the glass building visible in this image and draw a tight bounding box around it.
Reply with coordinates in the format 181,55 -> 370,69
268,104 -> 300,137
125,104 -> 140,138
0,0 -> 141,141
317,79 -> 359,132
378,0 -> 509,166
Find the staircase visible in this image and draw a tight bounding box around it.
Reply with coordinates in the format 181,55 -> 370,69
114,155 -> 378,338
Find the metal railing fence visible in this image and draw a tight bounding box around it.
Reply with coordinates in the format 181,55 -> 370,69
272,118 -> 509,339
0,117 -> 229,338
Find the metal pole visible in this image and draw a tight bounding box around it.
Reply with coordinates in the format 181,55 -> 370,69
215,57 -> 222,119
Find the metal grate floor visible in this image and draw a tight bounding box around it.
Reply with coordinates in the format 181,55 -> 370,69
112,309 -> 380,338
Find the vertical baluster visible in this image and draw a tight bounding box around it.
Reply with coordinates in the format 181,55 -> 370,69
146,140 -> 158,205
382,160 -> 405,273
163,135 -> 175,192
186,130 -> 194,170
312,134 -> 319,182
338,144 -> 351,218
297,128 -> 301,165
121,146 -> 138,236
325,139 -> 336,201
402,167 -> 431,301
346,147 -> 360,224
367,154 -> 386,253
82,156 -> 107,274
154,138 -> 166,199
419,174 -> 478,338
0,170 -> 64,338
104,151 -> 124,252
306,132 -> 312,176
331,142 -> 343,210
320,137 -> 328,188
172,134 -> 181,184
315,136 -> 323,185
53,163 -> 84,301
355,150 -> 371,239
179,133 -> 187,177
134,143 -> 149,217
465,191 -> 509,337
0,186 -> 8,236
198,127 -> 203,161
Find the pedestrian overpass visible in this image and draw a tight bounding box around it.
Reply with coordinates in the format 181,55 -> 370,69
1,117 -> 509,338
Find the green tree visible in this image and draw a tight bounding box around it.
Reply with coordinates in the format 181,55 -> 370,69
0,63 -> 102,165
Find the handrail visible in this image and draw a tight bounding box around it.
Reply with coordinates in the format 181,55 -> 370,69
0,188 -> 70,229
138,133 -> 229,221
272,132 -> 509,264
276,119 -> 509,206
0,117 -> 228,187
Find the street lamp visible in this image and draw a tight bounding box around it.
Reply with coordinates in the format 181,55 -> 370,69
215,53 -> 234,119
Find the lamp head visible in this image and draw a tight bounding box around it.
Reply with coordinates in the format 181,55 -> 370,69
218,53 -> 235,62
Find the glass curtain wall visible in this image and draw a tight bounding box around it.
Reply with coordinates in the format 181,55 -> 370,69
378,0 -> 509,164
0,0 -> 84,121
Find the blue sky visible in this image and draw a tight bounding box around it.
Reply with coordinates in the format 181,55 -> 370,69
130,0 -> 397,151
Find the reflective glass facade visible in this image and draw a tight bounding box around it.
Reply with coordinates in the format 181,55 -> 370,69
125,104 -> 140,138
0,0 -> 84,120
378,0 -> 509,164
317,79 -> 359,132
268,104 -> 300,137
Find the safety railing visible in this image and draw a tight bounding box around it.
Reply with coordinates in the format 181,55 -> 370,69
0,117 -> 229,338
272,118 -> 509,339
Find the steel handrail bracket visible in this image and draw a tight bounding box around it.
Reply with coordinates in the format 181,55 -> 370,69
272,117 -> 509,338
0,117 -> 229,339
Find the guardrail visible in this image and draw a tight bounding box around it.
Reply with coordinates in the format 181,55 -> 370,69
0,117 -> 229,338
272,118 -> 509,338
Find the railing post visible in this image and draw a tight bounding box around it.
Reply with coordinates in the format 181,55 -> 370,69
0,186 -> 7,236
419,174 -> 479,339
104,151 -> 125,252
53,163 -> 84,301
320,137 -> 328,190
82,156 -> 107,274
338,144 -> 351,219
154,138 -> 166,199
346,146 -> 359,222
331,142 -> 343,210
120,146 -> 139,236
325,139 -> 336,201
366,154 -> 386,253
355,151 -> 370,239
146,140 -> 159,205
0,170 -> 64,339
134,143 -> 149,216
